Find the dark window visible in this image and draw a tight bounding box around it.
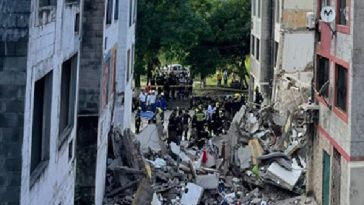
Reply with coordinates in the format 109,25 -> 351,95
251,35 -> 255,57
59,55 -> 77,146
106,0 -> 113,25
131,44 -> 135,75
338,0 -> 348,25
68,139 -> 73,161
274,42 -> 279,66
31,71 -> 53,173
74,13 -> 80,33
39,0 -> 56,7
335,64 -> 347,112
257,0 -> 261,18
129,0 -> 133,26
256,38 -> 260,61
114,0 -> 119,20
317,56 -> 330,98
252,0 -> 256,16
127,49 -> 131,82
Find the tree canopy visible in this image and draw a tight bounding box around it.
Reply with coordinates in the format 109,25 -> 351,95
135,0 -> 251,87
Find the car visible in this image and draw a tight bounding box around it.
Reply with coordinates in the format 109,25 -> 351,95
167,64 -> 189,76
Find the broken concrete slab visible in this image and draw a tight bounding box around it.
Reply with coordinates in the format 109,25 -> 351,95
170,142 -> 191,162
236,146 -> 251,170
136,125 -> 163,154
248,139 -> 264,165
195,174 -> 219,189
151,193 -> 162,205
180,183 -> 204,205
266,162 -> 303,191
285,140 -> 300,156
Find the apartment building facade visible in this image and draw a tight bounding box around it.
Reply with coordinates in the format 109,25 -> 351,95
310,0 -> 364,204
0,0 -> 31,204
20,0 -> 82,204
94,0 -> 136,204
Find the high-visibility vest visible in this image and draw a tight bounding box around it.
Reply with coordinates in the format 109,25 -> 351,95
195,112 -> 205,122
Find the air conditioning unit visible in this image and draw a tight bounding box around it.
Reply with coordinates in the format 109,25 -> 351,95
306,12 -> 316,30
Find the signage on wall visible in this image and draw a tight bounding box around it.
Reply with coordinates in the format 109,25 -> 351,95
320,6 -> 336,23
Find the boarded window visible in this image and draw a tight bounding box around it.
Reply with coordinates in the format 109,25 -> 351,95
59,55 -> 77,145
31,71 -> 53,173
106,0 -> 113,24
338,0 -> 348,25
317,56 -> 329,98
256,38 -> 260,61
335,64 -> 347,112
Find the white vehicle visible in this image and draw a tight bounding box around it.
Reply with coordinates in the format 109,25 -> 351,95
167,64 -> 189,76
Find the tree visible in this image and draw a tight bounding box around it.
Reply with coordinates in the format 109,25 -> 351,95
208,0 -> 251,87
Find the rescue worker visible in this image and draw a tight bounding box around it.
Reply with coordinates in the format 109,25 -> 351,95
155,106 -> 164,125
182,109 -> 191,140
135,107 -> 142,134
168,112 -> 179,144
255,87 -> 263,109
193,105 -> 206,137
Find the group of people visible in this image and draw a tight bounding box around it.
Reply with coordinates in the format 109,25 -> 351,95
167,93 -> 246,149
151,71 -> 193,101
134,89 -> 167,134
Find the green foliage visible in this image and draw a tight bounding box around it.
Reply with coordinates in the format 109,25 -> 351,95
135,0 -> 251,86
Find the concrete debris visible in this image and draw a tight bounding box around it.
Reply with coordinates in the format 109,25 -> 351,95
195,174 -> 219,189
266,162 -> 303,191
180,183 -> 204,205
105,94 -> 315,204
136,124 -> 164,154
236,146 -> 252,170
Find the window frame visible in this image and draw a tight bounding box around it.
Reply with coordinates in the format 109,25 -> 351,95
257,0 -> 261,18
129,0 -> 133,27
256,38 -> 260,61
30,70 -> 53,186
333,62 -> 349,122
114,0 -> 119,20
251,35 -> 255,57
58,55 -> 78,149
336,0 -> 350,34
316,55 -> 330,99
106,0 -> 113,25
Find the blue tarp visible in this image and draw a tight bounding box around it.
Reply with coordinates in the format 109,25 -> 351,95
140,111 -> 155,120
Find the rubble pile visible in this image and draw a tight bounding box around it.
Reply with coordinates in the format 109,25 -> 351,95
104,102 -> 317,204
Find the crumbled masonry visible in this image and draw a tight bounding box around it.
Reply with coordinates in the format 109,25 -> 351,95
103,96 -> 318,204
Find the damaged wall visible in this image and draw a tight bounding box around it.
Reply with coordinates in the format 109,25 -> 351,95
95,0 -> 136,204
20,1 -> 82,204
0,0 -> 31,204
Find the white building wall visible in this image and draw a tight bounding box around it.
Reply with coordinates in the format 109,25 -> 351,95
281,32 -> 314,73
94,0 -> 135,204
21,1 -> 82,205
